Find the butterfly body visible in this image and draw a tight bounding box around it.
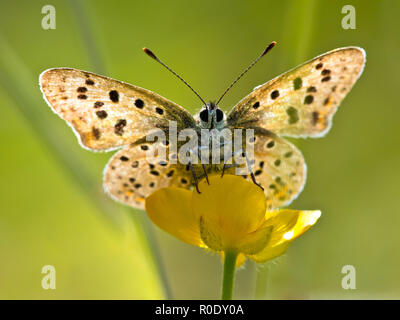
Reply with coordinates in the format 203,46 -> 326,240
40,46 -> 365,210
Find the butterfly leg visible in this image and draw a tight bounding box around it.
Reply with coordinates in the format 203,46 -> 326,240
221,142 -> 236,178
201,163 -> 209,185
196,145 -> 210,185
241,150 -> 264,190
188,161 -> 201,194
249,171 -> 264,190
221,163 -> 227,178
185,148 -> 202,193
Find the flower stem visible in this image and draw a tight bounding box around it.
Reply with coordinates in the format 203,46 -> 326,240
255,264 -> 269,299
221,251 -> 238,300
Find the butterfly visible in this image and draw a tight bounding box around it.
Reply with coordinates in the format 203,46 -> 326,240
39,42 -> 365,210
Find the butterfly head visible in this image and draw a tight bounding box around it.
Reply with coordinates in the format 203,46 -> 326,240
198,102 -> 225,129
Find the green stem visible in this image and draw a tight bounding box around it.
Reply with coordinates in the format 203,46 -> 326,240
221,251 -> 238,300
254,264 -> 269,299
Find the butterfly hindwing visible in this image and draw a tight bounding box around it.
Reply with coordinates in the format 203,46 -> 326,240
227,47 -> 366,138
103,141 -> 193,209
40,68 -> 196,151
242,128 -> 306,209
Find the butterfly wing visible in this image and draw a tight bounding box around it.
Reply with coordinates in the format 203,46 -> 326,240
40,68 -> 196,150
103,141 -> 193,209
242,128 -> 306,209
227,47 -> 366,137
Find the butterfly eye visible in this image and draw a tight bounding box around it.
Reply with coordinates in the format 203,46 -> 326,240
216,109 -> 224,122
199,109 -> 209,122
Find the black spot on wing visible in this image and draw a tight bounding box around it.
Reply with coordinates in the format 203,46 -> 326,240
321,69 -> 331,76
321,76 -> 331,82
131,161 -> 139,168
92,127 -> 101,140
114,119 -> 127,136
270,90 -> 279,99
77,87 -> 87,93
307,86 -> 317,93
266,140 -> 275,148
304,95 -> 314,104
135,99 -> 144,109
109,90 -> 119,102
166,170 -> 174,177
96,110 -> 108,119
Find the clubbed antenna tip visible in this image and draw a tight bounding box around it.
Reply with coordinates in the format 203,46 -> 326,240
142,47 -> 158,60
142,47 -> 207,105
262,41 -> 277,56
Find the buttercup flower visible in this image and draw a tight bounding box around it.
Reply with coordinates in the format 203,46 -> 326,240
145,174 -> 320,299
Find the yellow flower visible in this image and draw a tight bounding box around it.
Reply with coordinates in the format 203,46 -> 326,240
145,175 -> 320,264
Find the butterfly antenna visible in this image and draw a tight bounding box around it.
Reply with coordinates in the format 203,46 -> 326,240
216,41 -> 277,106
143,47 -> 207,105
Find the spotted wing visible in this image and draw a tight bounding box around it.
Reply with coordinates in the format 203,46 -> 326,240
103,141 -> 193,209
242,128 -> 306,209
40,68 -> 196,150
227,47 -> 366,138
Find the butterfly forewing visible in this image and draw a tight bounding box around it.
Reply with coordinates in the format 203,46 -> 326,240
227,47 -> 365,138
40,68 -> 196,150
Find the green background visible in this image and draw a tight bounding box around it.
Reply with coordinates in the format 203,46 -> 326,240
1,0 -> 399,299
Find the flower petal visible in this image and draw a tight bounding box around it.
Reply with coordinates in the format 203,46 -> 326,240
237,225 -> 273,255
248,210 -> 321,263
145,188 -> 204,247
193,175 -> 266,250
236,253 -> 247,267
288,210 -> 321,240
265,209 -> 301,246
199,215 -> 224,251
248,242 -> 291,263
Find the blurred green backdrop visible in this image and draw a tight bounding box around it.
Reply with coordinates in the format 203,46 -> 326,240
1,0 -> 399,299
